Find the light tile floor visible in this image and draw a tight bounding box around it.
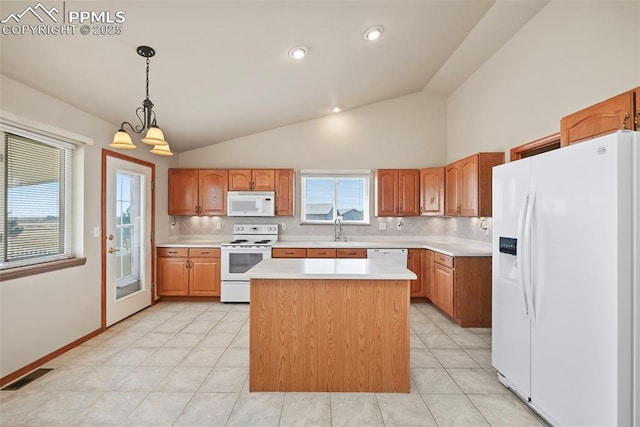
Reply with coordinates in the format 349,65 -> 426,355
0,302 -> 548,426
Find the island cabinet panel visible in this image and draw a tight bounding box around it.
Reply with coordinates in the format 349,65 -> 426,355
250,278 -> 410,392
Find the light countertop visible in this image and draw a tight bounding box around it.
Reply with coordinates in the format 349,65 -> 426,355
245,258 -> 417,280
156,236 -> 491,257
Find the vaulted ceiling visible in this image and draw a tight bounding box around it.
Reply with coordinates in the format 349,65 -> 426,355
0,1 -> 547,152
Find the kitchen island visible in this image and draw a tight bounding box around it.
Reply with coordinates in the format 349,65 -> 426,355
245,258 -> 416,393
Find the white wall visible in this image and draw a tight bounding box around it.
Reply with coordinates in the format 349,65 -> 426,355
447,0 -> 640,162
178,90 -> 448,169
0,75 -> 176,379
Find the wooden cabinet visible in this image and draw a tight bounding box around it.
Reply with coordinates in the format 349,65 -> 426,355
445,153 -> 504,217
376,169 -> 419,216
336,248 -> 367,258
428,252 -> 492,328
424,250 -> 434,301
306,248 -> 337,258
419,167 -> 444,216
275,169 -> 294,216
272,247 -> 367,259
157,247 -> 220,297
272,248 -> 306,258
168,169 -> 228,216
408,249 -> 425,297
229,169 -> 275,191
561,88 -> 639,146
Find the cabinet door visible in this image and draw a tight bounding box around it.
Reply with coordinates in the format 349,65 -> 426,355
272,248 -> 307,258
398,170 -> 420,216
561,89 -> 636,146
408,249 -> 424,297
336,248 -> 367,258
424,250 -> 434,301
157,256 -> 189,296
275,169 -> 294,216
420,168 -> 444,216
228,170 -> 252,191
190,256 -> 220,296
459,155 -> 479,217
433,263 -> 454,317
377,169 -> 398,216
252,169 -> 275,191
306,248 -> 337,258
168,169 -> 199,215
445,164 -> 460,216
199,170 -> 228,215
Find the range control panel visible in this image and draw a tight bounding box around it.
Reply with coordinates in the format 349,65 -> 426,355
499,237 -> 517,256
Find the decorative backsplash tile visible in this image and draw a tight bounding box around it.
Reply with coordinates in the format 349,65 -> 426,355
173,214 -> 492,243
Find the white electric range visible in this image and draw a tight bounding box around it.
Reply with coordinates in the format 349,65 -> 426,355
220,224 -> 278,302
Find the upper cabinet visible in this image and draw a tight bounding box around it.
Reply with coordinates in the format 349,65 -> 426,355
419,167 -> 444,216
168,169 -> 228,215
376,169 -> 419,217
229,169 -> 275,191
274,169 -> 294,216
445,153 -> 504,217
560,87 -> 639,146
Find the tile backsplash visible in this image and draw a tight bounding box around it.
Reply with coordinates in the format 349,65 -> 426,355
173,215 -> 492,243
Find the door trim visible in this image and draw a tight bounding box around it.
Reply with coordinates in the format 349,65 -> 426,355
101,149 -> 156,329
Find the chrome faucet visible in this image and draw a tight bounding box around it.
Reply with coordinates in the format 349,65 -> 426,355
334,217 -> 343,242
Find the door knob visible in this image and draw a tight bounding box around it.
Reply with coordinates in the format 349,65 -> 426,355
108,234 -> 114,241
108,247 -> 120,254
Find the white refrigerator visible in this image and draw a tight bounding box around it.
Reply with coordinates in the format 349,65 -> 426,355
492,131 -> 638,426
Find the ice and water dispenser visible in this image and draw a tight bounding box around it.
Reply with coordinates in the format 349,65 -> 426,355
498,237 -> 519,280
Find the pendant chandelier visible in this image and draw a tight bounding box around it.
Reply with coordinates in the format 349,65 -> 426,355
109,45 -> 173,156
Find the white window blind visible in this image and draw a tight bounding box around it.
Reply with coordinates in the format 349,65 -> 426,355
0,131 -> 74,268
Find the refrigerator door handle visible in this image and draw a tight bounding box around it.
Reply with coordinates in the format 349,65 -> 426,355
524,188 -> 537,321
516,192 -> 530,316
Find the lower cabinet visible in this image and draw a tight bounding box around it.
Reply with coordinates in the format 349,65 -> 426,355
428,251 -> 492,328
272,248 -> 367,258
157,247 -> 220,297
424,250 -> 435,301
408,249 -> 425,297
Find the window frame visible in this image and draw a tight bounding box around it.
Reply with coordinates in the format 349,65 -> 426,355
0,124 -> 85,279
300,170 -> 371,225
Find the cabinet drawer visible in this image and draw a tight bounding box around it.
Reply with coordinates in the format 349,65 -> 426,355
157,247 -> 189,257
272,248 -> 307,258
434,252 -> 454,268
307,248 -> 337,258
189,248 -> 220,258
337,248 -> 367,258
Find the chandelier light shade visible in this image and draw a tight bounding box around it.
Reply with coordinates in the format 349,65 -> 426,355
109,45 -> 173,156
150,142 -> 174,156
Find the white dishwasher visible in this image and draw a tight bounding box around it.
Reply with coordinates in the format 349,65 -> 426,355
366,248 -> 408,266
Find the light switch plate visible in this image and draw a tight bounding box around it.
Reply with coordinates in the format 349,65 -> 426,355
93,226 -> 100,238
216,223 -> 222,230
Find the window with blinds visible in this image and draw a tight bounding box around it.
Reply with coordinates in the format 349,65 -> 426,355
300,171 -> 370,224
0,131 -> 74,269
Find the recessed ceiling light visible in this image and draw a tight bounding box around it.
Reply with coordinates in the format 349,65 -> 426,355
330,105 -> 343,113
363,25 -> 384,41
288,46 -> 307,60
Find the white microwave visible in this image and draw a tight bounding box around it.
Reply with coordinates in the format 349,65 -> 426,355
227,191 -> 275,216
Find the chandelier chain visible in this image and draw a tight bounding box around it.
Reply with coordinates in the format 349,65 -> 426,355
145,57 -> 150,100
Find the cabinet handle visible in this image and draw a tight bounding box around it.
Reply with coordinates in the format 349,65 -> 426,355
622,112 -> 630,130
285,251 -> 294,255
200,251 -> 209,255
168,250 -> 177,254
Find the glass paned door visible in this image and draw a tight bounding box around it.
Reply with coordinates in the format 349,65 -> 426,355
105,155 -> 152,327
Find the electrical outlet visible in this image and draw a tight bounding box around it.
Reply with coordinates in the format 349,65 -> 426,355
216,223 -> 222,231
281,223 -> 287,231
378,223 -> 386,230
93,226 -> 100,238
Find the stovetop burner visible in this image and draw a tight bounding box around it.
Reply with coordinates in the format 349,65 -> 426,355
228,239 -> 248,244
254,239 -> 272,244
